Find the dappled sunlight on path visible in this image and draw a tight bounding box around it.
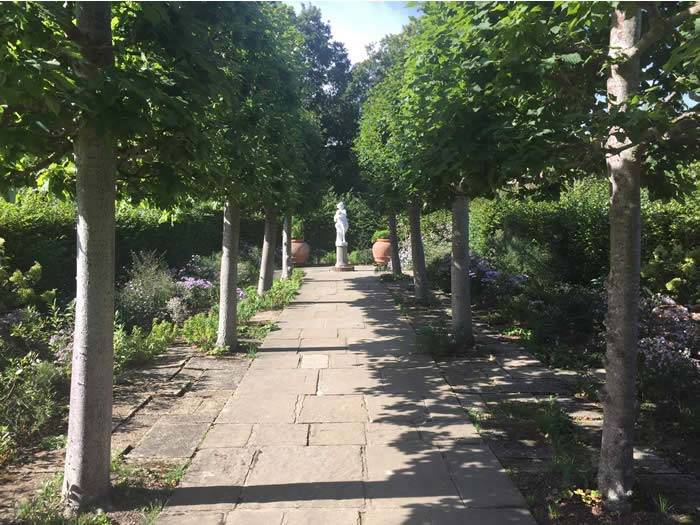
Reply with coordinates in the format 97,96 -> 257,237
156,267 -> 536,524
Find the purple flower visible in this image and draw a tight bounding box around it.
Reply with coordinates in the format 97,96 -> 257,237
482,269 -> 501,282
179,277 -> 213,290
237,288 -> 246,300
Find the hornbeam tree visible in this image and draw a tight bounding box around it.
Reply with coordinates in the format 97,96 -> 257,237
450,1 -> 699,509
352,31 -> 414,277
355,31 -> 430,299
597,2 -> 700,511
63,3 -> 116,510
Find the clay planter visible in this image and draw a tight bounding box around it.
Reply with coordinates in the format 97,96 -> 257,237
372,238 -> 392,265
291,239 -> 310,265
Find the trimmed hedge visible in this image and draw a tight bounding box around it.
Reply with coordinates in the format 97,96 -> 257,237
0,192 -> 264,297
417,178 -> 699,304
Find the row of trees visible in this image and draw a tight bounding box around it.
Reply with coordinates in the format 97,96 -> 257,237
1,1 -> 351,512
355,1 -> 699,513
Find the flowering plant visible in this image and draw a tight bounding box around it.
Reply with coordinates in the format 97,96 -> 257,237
638,294 -> 699,406
176,276 -> 216,313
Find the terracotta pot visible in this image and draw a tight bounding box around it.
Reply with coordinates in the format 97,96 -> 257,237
291,239 -> 310,265
372,238 -> 392,265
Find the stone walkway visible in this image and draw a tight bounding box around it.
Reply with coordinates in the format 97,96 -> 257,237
157,268 -> 535,525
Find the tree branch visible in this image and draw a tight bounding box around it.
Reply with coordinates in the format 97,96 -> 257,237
5,148 -> 71,182
626,2 -> 700,60
35,4 -> 91,49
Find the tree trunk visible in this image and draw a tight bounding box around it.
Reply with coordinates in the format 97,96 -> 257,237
451,193 -> 473,348
598,6 -> 642,514
63,2 -> 115,512
257,207 -> 277,296
281,214 -> 292,280
216,198 -> 240,351
388,209 -> 402,276
407,200 -> 429,302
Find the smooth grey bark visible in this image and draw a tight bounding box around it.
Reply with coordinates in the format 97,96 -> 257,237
281,214 -> 292,280
407,201 -> 429,302
387,209 -> 402,276
257,207 -> 277,296
598,6 -> 642,513
216,198 -> 240,350
451,193 -> 473,348
63,2 -> 115,511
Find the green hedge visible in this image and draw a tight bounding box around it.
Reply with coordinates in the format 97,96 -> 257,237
0,192 -> 265,297
416,178 -> 699,304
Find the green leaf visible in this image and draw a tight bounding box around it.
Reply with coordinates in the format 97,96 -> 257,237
560,52 -> 582,64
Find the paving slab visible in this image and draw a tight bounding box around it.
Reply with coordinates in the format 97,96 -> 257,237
328,353 -> 366,368
442,444 -> 527,508
224,510 -> 284,524
130,421 -> 209,459
284,509 -> 360,524
234,369 -> 317,396
318,368 -> 382,394
240,446 -> 364,508
250,424 -> 309,446
361,507 -> 536,525
265,328 -> 301,340
366,422 -> 422,445
248,352 -> 300,370
217,394 -> 298,424
298,395 -> 367,423
200,424 -> 253,448
309,423 -> 366,445
299,354 -> 329,369
299,337 -> 347,349
259,338 -> 301,351
166,447 -> 255,513
298,327 -> 338,339
365,444 -> 461,508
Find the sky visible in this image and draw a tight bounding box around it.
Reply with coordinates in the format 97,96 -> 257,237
285,1 -> 420,64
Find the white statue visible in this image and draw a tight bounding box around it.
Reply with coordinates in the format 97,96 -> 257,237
334,202 -> 348,246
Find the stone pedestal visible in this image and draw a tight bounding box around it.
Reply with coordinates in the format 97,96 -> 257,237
333,244 -> 354,272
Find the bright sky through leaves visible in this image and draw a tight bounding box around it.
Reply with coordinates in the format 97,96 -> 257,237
285,1 -> 419,63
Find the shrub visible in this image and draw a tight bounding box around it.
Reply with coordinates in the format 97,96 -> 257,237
0,238 -> 54,314
181,252 -> 221,283
348,249 -> 374,265
0,353 -> 64,465
181,310 -> 218,352
372,229 -> 390,243
166,296 -> 190,325
638,296 -> 699,407
257,269 -> 305,311
117,251 -> 177,328
176,277 -> 216,313
113,318 -> 177,374
3,301 -> 74,365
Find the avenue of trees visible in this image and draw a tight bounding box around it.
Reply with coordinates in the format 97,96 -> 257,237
355,1 -> 699,512
1,0 -> 698,518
